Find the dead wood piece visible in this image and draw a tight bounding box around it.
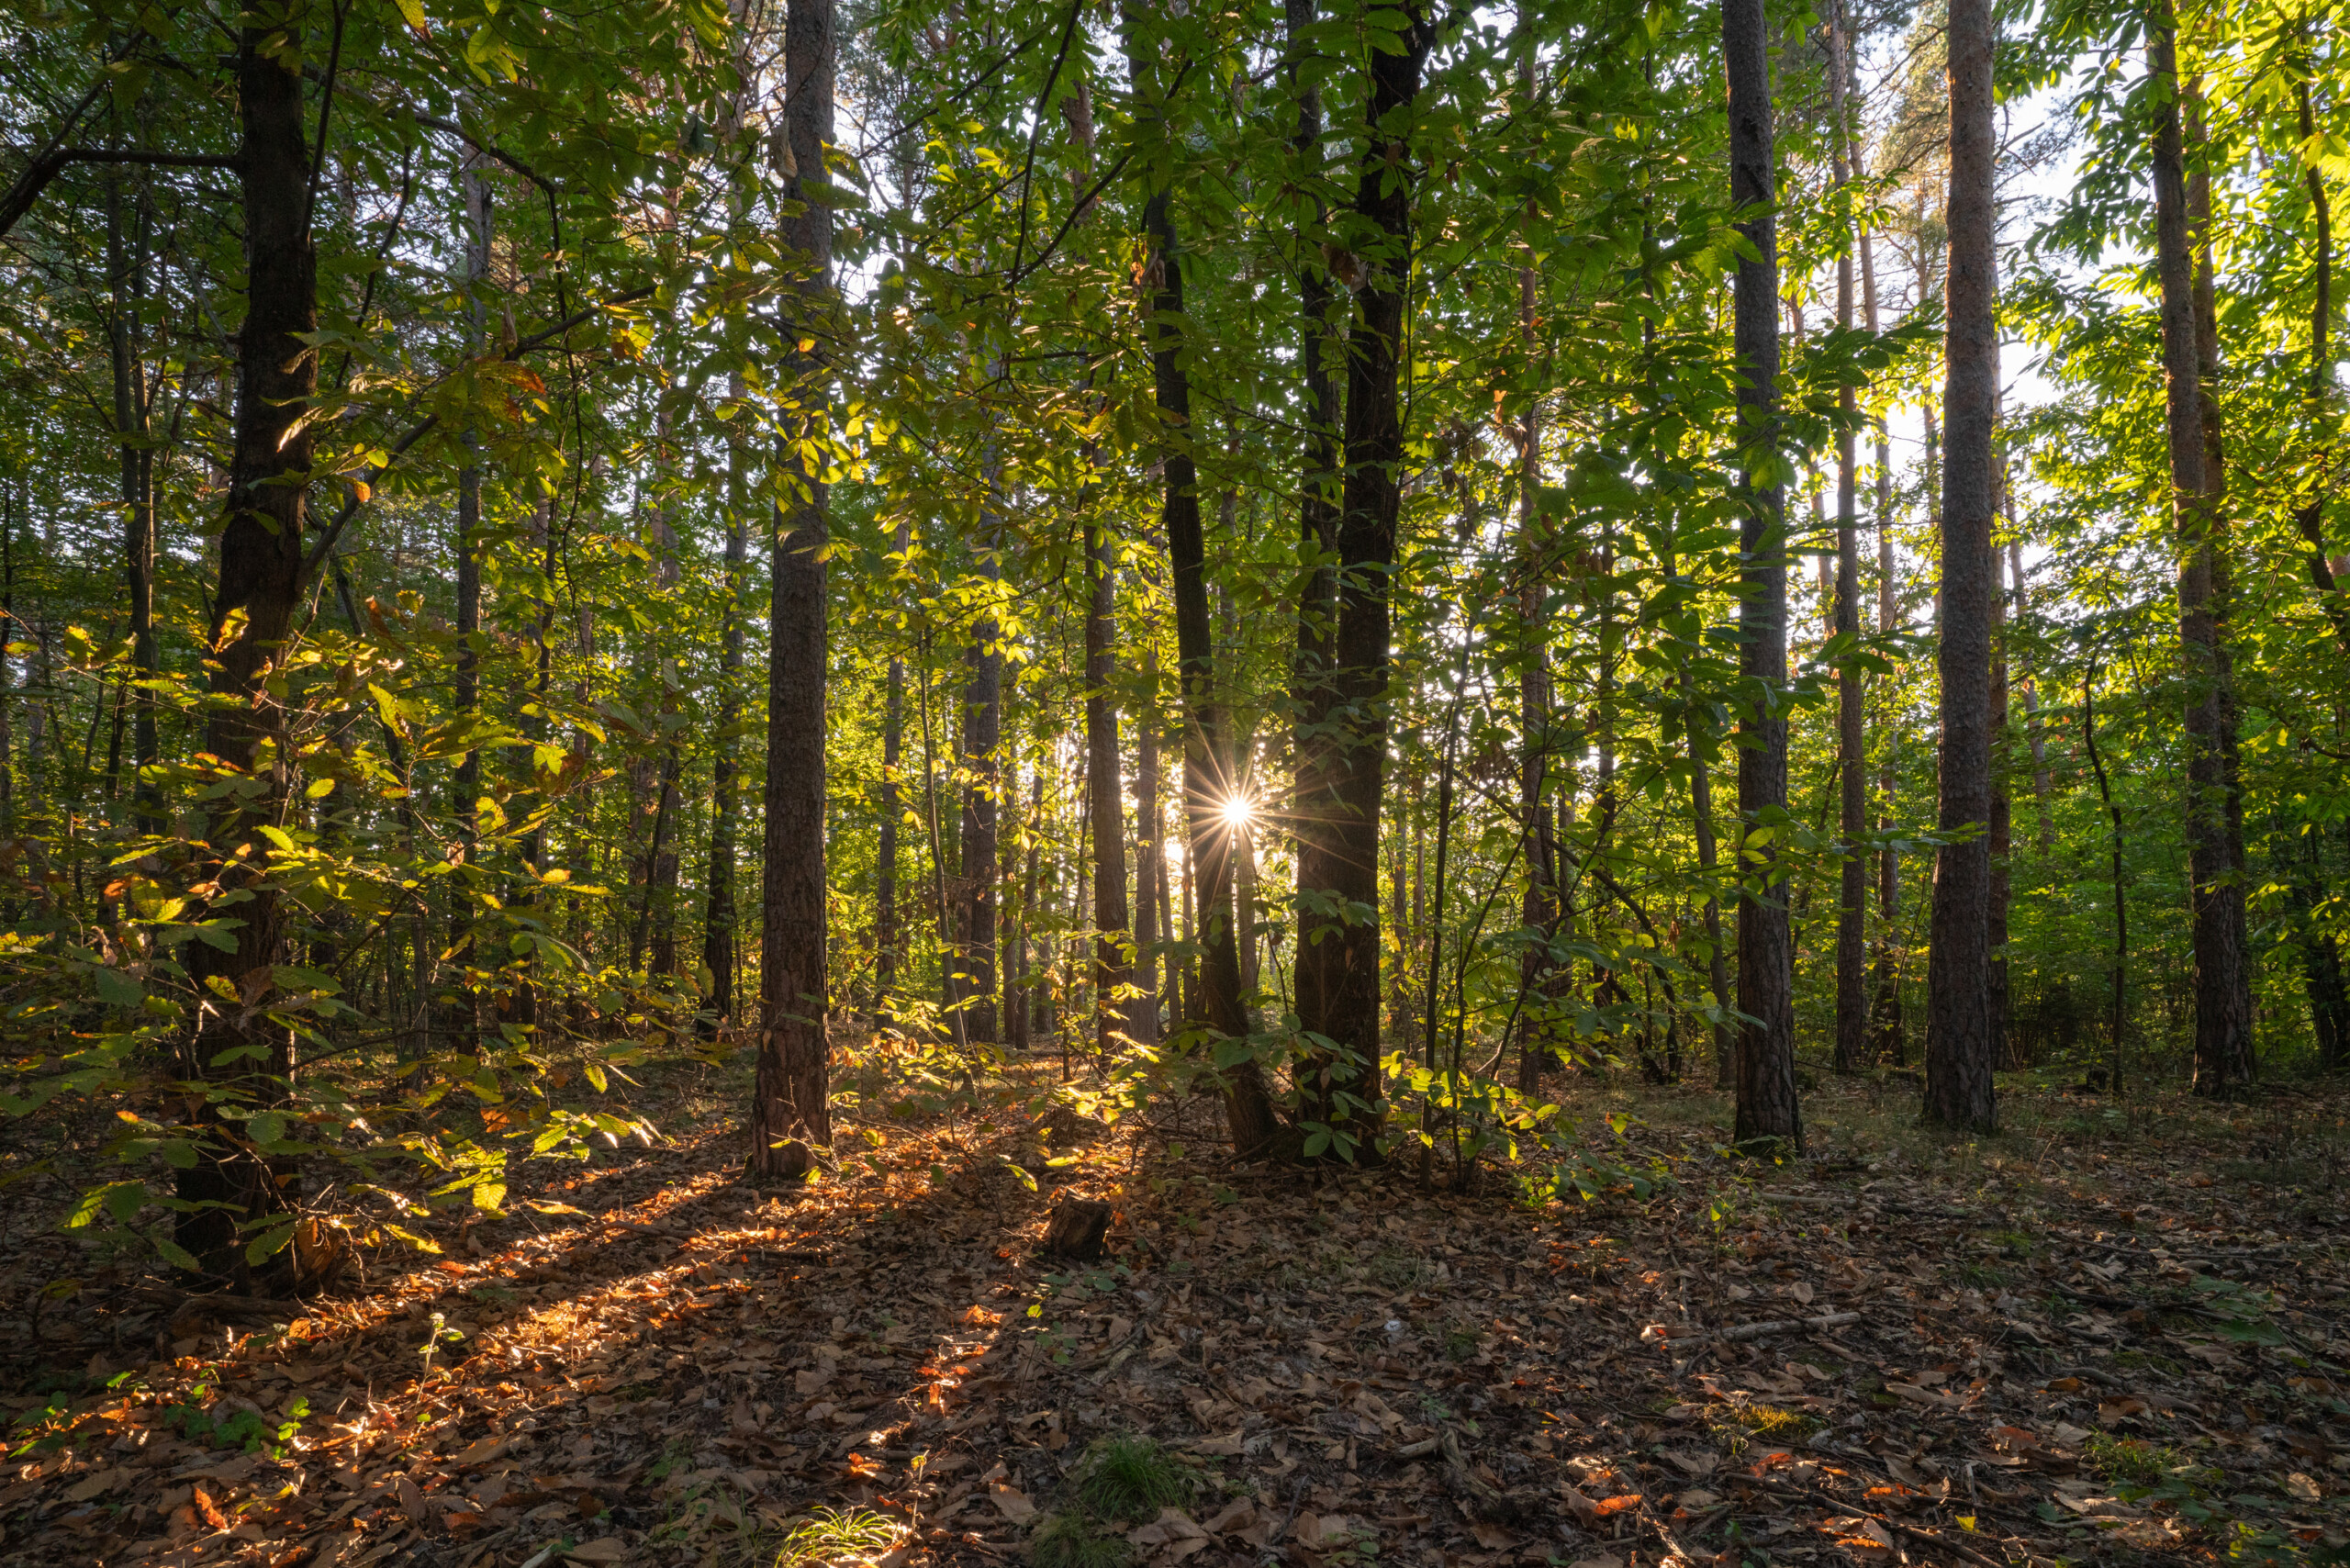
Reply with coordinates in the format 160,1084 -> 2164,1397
1653,1311 -> 1861,1347
1745,1475 -> 2013,1568
1041,1198 -> 1113,1260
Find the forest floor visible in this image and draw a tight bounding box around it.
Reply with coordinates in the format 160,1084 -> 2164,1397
5,1050 -> 2349,1568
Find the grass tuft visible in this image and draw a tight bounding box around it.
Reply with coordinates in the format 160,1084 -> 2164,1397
1031,1510 -> 1133,1568
1076,1435 -> 1194,1522
774,1506 -> 901,1566
1723,1403 -> 1822,1442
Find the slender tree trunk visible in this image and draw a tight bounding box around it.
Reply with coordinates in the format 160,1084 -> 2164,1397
177,14 -> 318,1282
1861,186 -> 1903,1069
1987,460 -> 2012,1063
1923,0 -> 1999,1132
1287,0 -> 1350,1121
2007,543 -> 2056,853
1127,19 -> 1281,1153
103,140 -> 160,832
2083,663 -> 2128,1092
703,379 -> 752,1033
1830,0 -> 1867,1076
2150,7 -> 2255,1093
956,532 -> 1002,1044
875,522 -> 910,1022
2296,77 -> 2346,645
1087,510 -> 1133,1051
1725,0 -> 1800,1147
1135,686 -> 1162,1044
750,0 -> 835,1180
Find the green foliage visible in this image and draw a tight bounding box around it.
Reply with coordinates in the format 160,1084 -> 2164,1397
1030,1510 -> 1134,1568
1074,1436 -> 1195,1523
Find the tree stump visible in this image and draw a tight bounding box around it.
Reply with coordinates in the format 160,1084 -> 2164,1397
1041,1198 -> 1113,1260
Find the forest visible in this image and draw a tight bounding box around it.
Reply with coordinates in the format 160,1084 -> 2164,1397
3,0 -> 2350,1562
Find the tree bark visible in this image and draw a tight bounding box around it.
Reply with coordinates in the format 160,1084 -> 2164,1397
1135,679 -> 1162,1044
703,376 -> 752,1034
874,521 -> 910,1022
1292,5 -> 1436,1158
176,12 -> 319,1282
2149,8 -> 2255,1094
1086,510 -> 1133,1052
2295,77 -> 2347,647
1923,0 -> 1999,1132
1829,0 -> 1867,1077
1725,0 -> 1800,1147
1860,169 -> 1903,1070
1126,14 -> 1281,1155
750,0 -> 834,1181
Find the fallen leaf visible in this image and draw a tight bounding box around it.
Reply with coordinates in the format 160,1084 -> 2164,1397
990,1483 -> 1035,1522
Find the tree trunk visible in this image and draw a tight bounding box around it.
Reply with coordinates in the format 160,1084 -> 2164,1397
703,377 -> 752,1034
2150,6 -> 2255,1093
2007,543 -> 2056,854
750,0 -> 834,1181
1829,0 -> 1867,1077
102,140 -> 161,832
2295,77 -> 2347,646
1293,6 -> 1436,1157
1135,687 -> 1162,1044
1725,0 -> 1800,1148
874,521 -> 910,1022
1286,0 -> 1350,1122
1127,18 -> 1281,1155
1922,0 -> 1999,1133
1087,511 -> 1133,1052
176,18 -> 318,1282
1860,164 -> 1902,1070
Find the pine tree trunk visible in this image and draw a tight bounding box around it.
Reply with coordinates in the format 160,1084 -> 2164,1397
2150,7 -> 2255,1093
1726,0 -> 1800,1146
751,0 -> 834,1180
1860,171 -> 1903,1070
176,18 -> 318,1282
1923,0 -> 2000,1132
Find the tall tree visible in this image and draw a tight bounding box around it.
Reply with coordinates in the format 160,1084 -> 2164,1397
2148,1 -> 2255,1093
751,0 -> 835,1180
1725,0 -> 1800,1146
1922,0 -> 1999,1131
1086,508 -> 1133,1053
1829,0 -> 1867,1076
176,4 -> 319,1278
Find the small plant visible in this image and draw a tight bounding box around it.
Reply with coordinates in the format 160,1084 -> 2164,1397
2086,1432 -> 2199,1489
163,1391 -> 308,1457
1076,1435 -> 1193,1522
773,1506 -> 901,1565
1443,1325 -> 1480,1361
1031,1510 -> 1133,1568
1721,1403 -> 1821,1442
1370,1249 -> 1426,1289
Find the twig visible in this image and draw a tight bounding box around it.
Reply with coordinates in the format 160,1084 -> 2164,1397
1744,1475 -> 2014,1568
1648,1311 -> 1862,1345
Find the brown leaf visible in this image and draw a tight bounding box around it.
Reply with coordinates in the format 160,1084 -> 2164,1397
192,1485 -> 229,1532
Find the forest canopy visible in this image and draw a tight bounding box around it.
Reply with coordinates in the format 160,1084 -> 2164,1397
0,0 -> 2345,1294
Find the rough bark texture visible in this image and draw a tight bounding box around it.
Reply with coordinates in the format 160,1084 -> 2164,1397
751,0 -> 834,1180
1922,0 -> 1998,1133
1725,0 -> 1800,1148
176,15 -> 318,1281
2149,13 -> 2255,1094
1292,6 -> 1434,1157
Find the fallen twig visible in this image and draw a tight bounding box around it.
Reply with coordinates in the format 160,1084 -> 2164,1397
1647,1310 -> 1862,1345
